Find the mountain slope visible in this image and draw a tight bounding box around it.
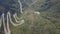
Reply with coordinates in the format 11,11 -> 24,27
0,0 -> 60,34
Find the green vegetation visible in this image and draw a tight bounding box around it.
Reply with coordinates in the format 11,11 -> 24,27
11,5 -> 60,34
0,0 -> 60,34
11,0 -> 60,34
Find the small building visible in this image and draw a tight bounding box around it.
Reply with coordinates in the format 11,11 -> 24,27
34,11 -> 40,15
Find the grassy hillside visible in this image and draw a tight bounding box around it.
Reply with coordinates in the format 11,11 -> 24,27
0,0 -> 60,34
11,0 -> 60,34
11,4 -> 60,34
